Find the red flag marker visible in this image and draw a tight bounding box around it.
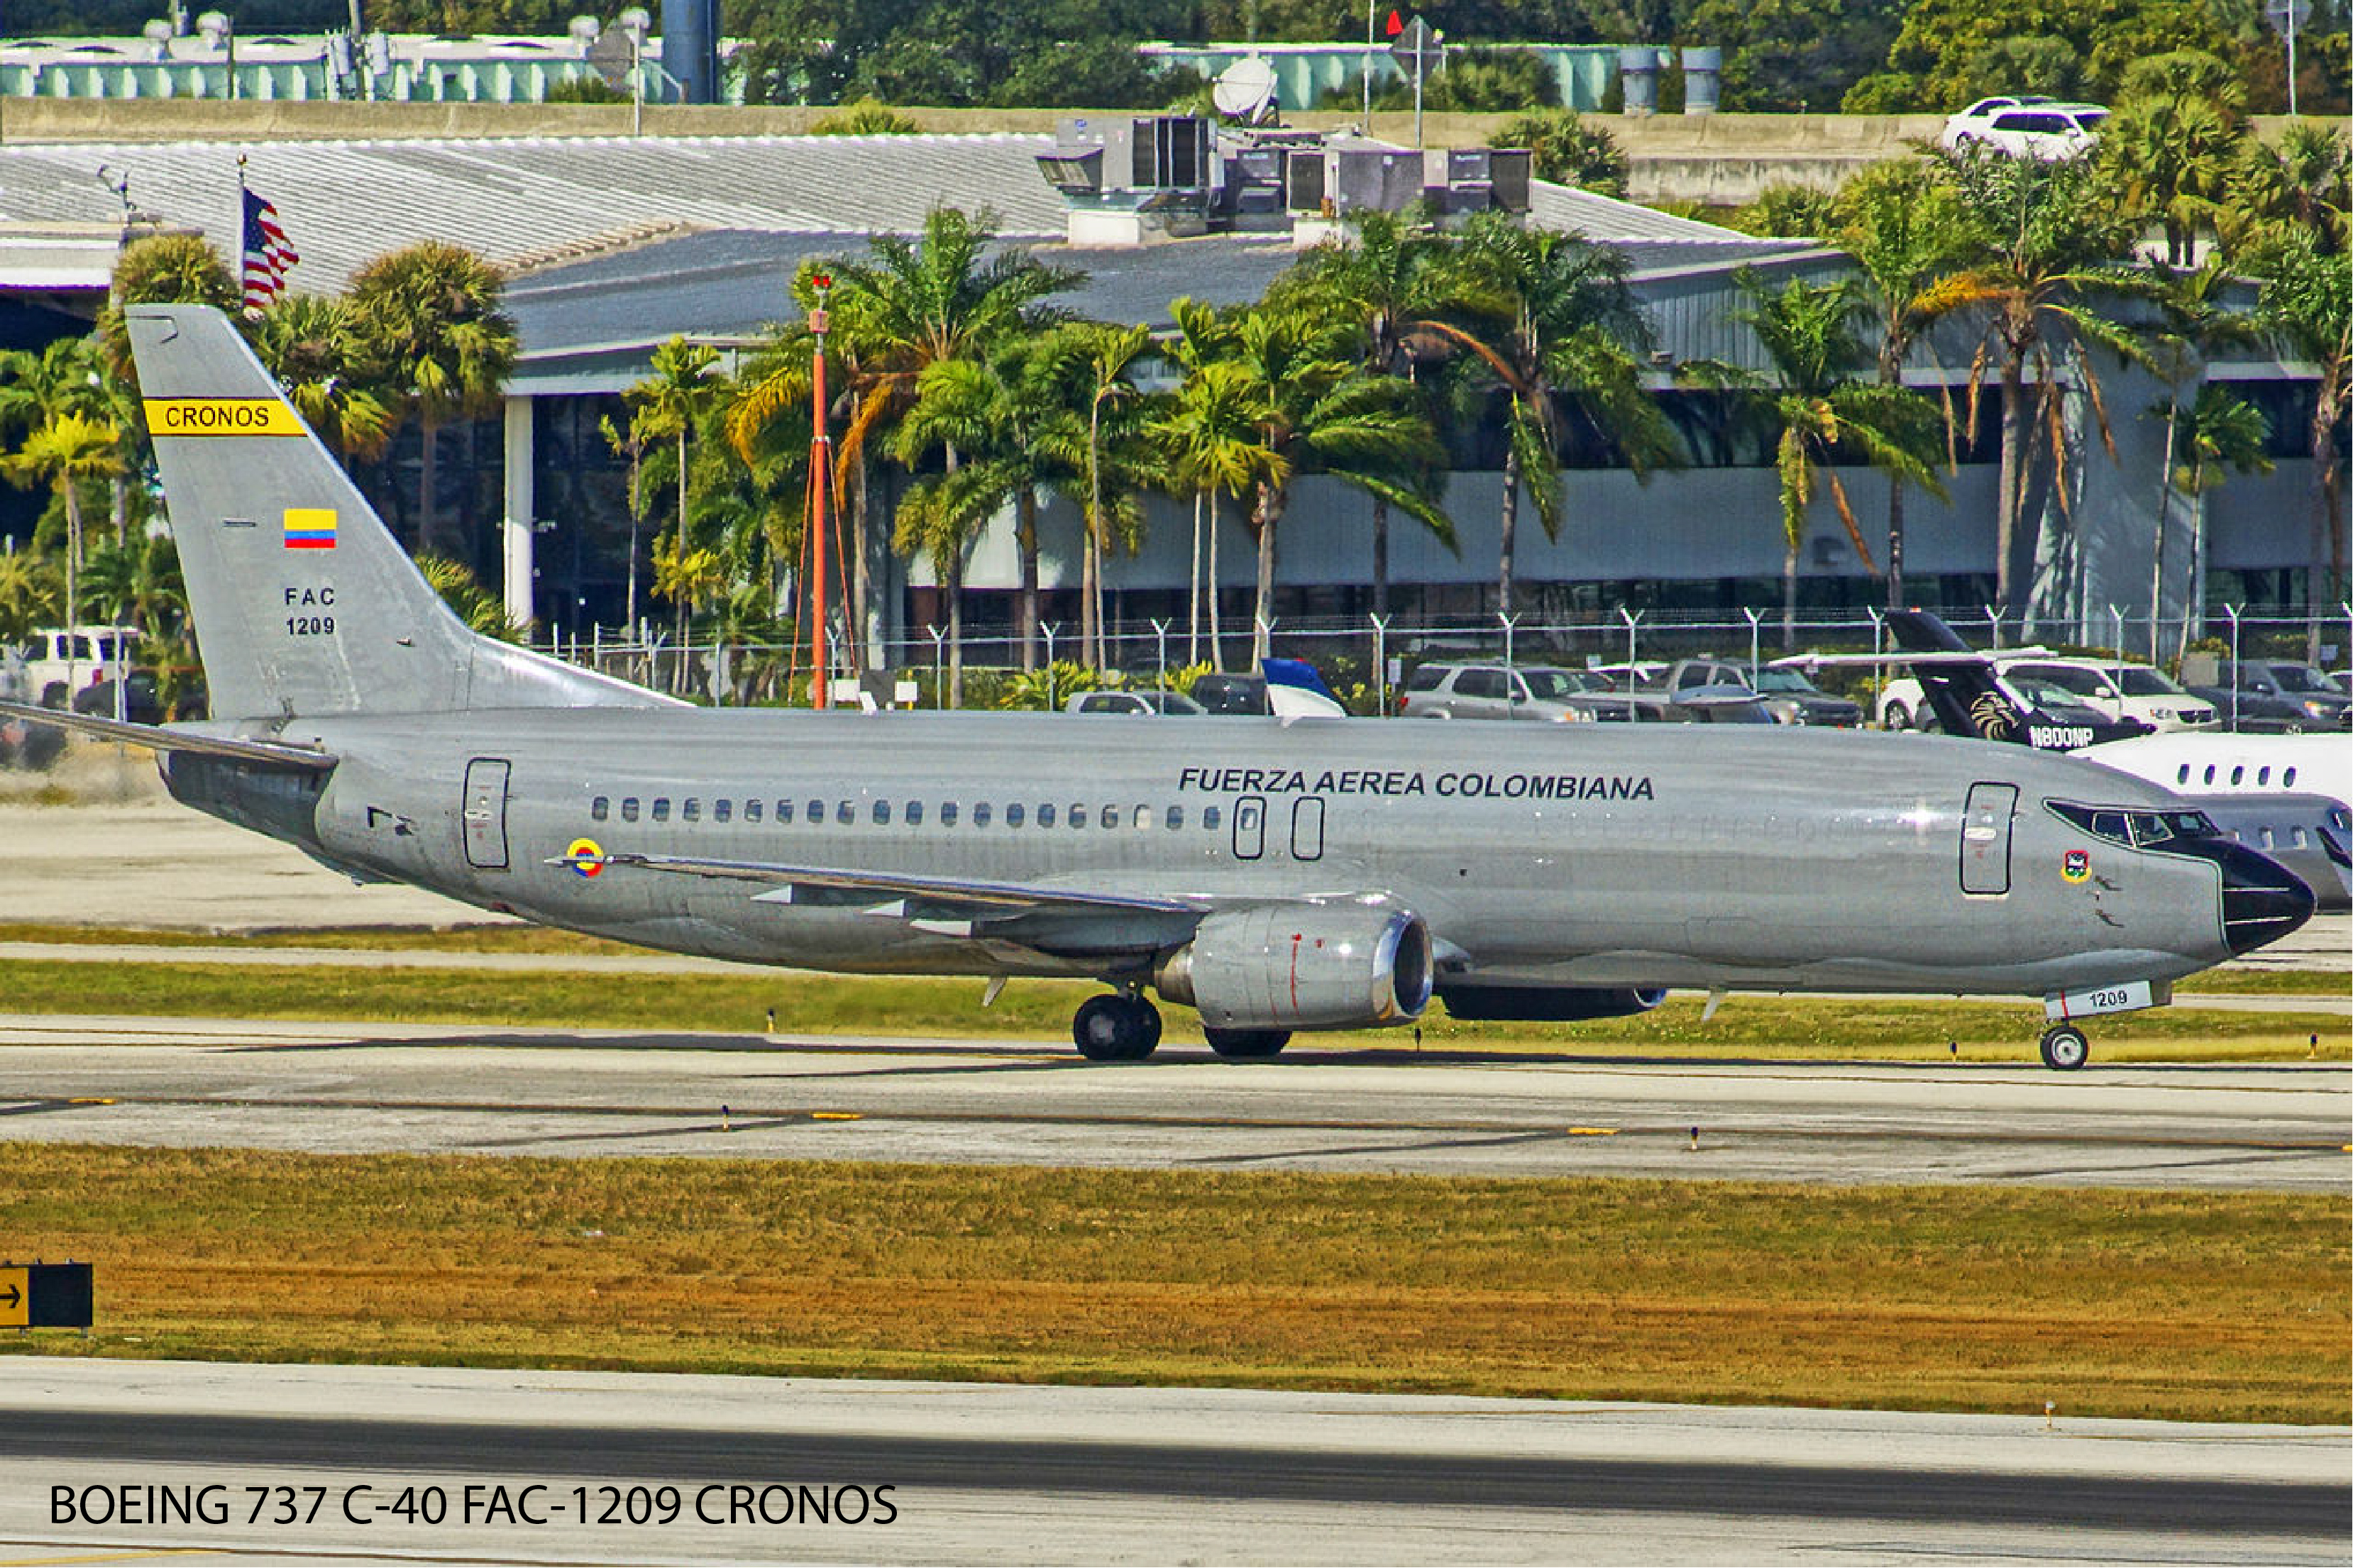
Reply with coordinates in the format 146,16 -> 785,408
1385,9 -> 1404,34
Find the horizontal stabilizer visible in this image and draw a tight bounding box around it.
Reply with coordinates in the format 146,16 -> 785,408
0,700 -> 336,771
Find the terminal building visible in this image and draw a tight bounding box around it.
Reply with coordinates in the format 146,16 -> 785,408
0,115 -> 2332,661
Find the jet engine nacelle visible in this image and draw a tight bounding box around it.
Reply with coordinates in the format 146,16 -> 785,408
1155,907 -> 1433,1031
1436,985 -> 1668,1022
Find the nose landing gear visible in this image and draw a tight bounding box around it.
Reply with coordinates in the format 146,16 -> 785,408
2039,1024 -> 2090,1071
1072,991 -> 1162,1061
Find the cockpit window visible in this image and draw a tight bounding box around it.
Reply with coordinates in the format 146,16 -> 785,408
2046,801 -> 2215,846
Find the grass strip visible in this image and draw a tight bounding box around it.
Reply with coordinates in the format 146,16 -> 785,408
0,957 -> 2341,1061
3,1146 -> 2343,1425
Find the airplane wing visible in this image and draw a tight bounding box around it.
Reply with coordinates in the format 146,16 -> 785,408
555,848 -> 1214,922
0,700 -> 336,771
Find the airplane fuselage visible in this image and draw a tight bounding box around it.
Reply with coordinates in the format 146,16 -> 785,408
170,708 -> 2257,1001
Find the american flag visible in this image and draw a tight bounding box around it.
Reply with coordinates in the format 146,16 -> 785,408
239,184 -> 297,311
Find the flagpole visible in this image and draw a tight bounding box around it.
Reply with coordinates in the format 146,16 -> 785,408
806,273 -> 834,710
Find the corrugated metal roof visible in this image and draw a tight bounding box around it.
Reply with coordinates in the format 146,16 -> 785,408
0,133 -> 1070,290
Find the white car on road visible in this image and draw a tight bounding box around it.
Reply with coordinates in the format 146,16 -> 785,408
1941,97 -> 2107,160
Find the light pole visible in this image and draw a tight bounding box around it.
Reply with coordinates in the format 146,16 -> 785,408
1617,607 -> 1643,692
2224,602 -> 2244,731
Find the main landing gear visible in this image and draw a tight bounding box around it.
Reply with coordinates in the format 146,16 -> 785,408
1072,991 -> 1162,1061
2039,1024 -> 2090,1071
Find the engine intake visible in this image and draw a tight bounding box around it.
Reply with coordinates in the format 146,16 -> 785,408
1156,907 -> 1432,1031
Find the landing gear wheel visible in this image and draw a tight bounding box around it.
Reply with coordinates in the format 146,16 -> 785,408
1203,1026 -> 1291,1060
1883,702 -> 1912,732
1073,993 -> 1162,1061
2039,1025 -> 2090,1071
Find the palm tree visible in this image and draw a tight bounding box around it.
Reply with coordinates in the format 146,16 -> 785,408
1272,207 -> 1478,616
1432,211 -> 1674,615
1048,321 -> 1157,668
2136,260 -> 2256,656
2101,89 -> 2245,268
0,548 -> 61,646
1833,158 -> 1978,609
3,412 -> 126,670
1152,350 -> 1282,673
2166,385 -> 2274,663
98,233 -> 239,386
1919,150 -> 2148,637
891,354 -> 1030,700
729,213 -> 1076,678
624,336 -> 723,683
1223,305 -> 1453,661
77,531 -> 184,643
2252,236 -> 2352,647
345,240 -> 517,557
1724,272 -> 1948,646
250,294 -> 397,462
2222,123 -> 2349,260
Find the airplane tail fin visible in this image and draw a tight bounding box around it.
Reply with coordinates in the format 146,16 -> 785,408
1884,609 -> 2027,741
1261,656 -> 1347,719
128,305 -> 673,721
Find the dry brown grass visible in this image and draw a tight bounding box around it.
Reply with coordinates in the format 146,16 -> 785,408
4,1147 -> 2342,1424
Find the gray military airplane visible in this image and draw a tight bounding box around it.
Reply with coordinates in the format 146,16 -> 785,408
2,306 -> 2318,1071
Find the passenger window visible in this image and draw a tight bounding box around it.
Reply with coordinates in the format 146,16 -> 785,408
974,802 -> 992,827
1203,805 -> 1221,830
651,798 -> 671,822
777,800 -> 793,823
906,800 -> 923,826
1134,803 -> 1150,828
836,800 -> 853,824
621,797 -> 639,822
682,799 -> 700,822
591,796 -> 610,822
1037,805 -> 1055,827
2176,766 -> 2190,785
872,800 -> 891,825
1101,805 -> 1119,829
2203,766 -> 2216,784
1069,805 -> 1086,828
942,802 -> 959,826
746,800 -> 762,823
2284,768 -> 2297,788
2260,827 -> 2276,849
1167,805 -> 1184,829
1005,804 -> 1024,827
2292,827 -> 2308,849
2258,767 -> 2271,785
714,799 -> 731,823
807,799 -> 822,822
2230,766 -> 2244,785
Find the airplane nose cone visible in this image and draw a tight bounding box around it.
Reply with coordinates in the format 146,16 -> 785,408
2215,841 -> 2317,956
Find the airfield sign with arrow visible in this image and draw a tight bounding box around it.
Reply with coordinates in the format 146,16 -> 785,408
0,1266 -> 26,1328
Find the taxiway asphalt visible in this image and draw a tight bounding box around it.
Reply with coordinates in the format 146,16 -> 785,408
1,1020 -> 2344,1189
2,1360 -> 2344,1565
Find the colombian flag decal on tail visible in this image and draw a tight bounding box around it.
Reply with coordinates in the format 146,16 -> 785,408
283,507 -> 337,550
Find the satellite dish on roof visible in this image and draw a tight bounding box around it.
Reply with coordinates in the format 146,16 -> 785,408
1212,55 -> 1278,123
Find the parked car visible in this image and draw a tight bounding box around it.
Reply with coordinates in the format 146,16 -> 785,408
2187,660 -> 2353,732
1063,688 -> 1206,716
1941,97 -> 2107,160
16,624 -> 141,708
1186,673 -> 1269,715
1560,688 -> 1775,724
71,671 -> 170,725
2003,658 -> 2217,730
1750,666 -> 1864,727
1400,663 -> 1604,722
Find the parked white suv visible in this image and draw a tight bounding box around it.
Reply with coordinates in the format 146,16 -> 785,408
2003,658 -> 2217,730
16,625 -> 140,705
1400,663 -> 1600,722
1941,97 -> 2107,160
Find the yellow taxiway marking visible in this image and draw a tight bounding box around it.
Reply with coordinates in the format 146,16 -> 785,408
810,1112 -> 864,1121
1566,1127 -> 1619,1137
67,1098 -> 114,1105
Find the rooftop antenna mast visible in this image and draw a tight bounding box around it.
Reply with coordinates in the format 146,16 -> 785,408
805,272 -> 834,709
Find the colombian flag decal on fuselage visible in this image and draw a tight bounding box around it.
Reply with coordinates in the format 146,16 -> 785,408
283,507 -> 337,549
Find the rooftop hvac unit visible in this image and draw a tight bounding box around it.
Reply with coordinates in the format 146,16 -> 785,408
1331,147 -> 1421,213
1489,148 -> 1533,211
1285,148 -> 1326,212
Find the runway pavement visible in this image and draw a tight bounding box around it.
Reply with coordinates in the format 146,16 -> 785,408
1,1360 -> 2344,1565
1,1020 -> 2344,1189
